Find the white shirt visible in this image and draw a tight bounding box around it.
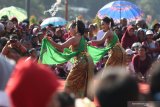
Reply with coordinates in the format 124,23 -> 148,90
96,30 -> 105,40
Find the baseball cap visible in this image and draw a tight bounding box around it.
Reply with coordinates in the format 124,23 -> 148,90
137,28 -> 145,32
125,49 -> 135,55
10,34 -> 18,40
146,30 -> 153,35
132,42 -> 142,49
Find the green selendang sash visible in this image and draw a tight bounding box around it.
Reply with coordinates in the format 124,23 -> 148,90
39,32 -> 118,65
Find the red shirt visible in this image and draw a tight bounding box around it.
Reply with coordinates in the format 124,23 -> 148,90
132,55 -> 152,75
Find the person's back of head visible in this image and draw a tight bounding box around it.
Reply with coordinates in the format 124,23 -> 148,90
95,67 -> 139,107
150,63 -> 160,101
76,20 -> 85,35
0,37 -> 8,51
120,18 -> 127,27
147,63 -> 160,107
56,92 -> 75,107
1,15 -> 9,22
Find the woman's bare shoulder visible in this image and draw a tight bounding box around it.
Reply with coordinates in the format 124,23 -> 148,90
70,36 -> 81,46
108,30 -> 114,34
105,30 -> 114,37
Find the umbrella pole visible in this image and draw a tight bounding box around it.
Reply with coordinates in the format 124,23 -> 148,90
65,0 -> 68,21
120,8 -> 121,23
25,0 -> 30,20
120,0 -> 121,23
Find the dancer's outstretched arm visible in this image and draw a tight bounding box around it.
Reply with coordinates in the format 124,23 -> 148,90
45,36 -> 78,52
89,31 -> 113,46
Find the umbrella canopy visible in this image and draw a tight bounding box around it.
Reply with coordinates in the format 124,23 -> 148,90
0,6 -> 27,22
40,17 -> 67,28
97,0 -> 143,22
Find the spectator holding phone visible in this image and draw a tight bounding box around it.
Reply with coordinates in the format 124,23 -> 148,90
1,34 -> 28,62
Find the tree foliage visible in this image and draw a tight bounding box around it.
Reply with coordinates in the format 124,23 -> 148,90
0,0 -> 159,21
138,0 -> 160,20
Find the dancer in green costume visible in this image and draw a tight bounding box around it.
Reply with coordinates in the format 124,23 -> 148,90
44,20 -> 94,98
39,17 -> 126,97
89,17 -> 126,67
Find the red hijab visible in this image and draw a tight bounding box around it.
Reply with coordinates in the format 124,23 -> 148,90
121,25 -> 138,49
5,59 -> 60,107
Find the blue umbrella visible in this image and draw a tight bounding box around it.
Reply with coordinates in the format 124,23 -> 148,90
41,17 -> 67,28
97,0 -> 143,22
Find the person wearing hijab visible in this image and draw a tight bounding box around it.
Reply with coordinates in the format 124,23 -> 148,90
121,25 -> 138,49
5,59 -> 60,107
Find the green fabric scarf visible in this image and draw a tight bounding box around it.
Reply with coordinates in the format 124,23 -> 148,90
39,36 -> 86,65
39,32 -> 118,65
87,32 -> 119,63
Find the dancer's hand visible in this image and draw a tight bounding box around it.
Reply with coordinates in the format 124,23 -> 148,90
44,35 -> 52,41
88,41 -> 92,45
88,41 -> 97,46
